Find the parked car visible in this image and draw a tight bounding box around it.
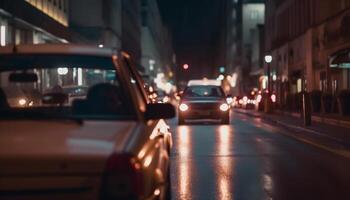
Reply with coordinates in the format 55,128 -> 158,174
178,84 -> 230,125
0,44 -> 175,200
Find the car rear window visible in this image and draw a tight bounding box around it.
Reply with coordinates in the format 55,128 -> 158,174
0,54 -> 136,121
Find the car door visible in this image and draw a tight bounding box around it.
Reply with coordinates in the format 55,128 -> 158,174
119,53 -> 172,197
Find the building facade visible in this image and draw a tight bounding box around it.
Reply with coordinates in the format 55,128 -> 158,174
69,0 -> 142,65
69,0 -> 122,48
265,0 -> 350,108
224,0 -> 265,95
140,0 -> 176,88
122,0 -> 142,65
0,0 -> 72,46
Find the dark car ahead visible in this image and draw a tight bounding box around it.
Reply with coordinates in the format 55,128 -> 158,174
178,85 -> 230,125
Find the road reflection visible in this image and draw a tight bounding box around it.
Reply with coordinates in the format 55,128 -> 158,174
216,125 -> 234,200
177,126 -> 193,200
178,126 -> 191,158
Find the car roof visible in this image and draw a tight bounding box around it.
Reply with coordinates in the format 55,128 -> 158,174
0,44 -> 117,57
187,79 -> 221,86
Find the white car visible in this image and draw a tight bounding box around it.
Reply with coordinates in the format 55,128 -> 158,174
0,44 -> 175,200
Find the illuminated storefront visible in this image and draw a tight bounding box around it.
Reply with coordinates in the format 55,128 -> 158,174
25,0 -> 68,27
0,0 -> 70,45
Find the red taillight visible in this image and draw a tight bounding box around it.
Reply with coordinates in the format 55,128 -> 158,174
271,94 -> 276,103
257,95 -> 262,103
101,154 -> 143,199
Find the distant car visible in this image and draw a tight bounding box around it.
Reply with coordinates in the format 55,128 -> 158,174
155,90 -> 171,103
0,44 -> 175,200
178,85 -> 230,125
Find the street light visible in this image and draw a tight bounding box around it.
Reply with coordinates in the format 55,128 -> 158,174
183,64 -> 189,70
264,55 -> 272,64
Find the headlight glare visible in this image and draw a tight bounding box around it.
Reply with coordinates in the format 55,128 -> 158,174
179,103 -> 189,112
220,103 -> 229,112
18,98 -> 27,106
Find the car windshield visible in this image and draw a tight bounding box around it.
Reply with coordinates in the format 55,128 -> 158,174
0,54 -> 135,120
183,86 -> 224,98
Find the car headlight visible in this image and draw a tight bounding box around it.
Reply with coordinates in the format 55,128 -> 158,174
226,97 -> 233,104
18,98 -> 27,106
163,96 -> 170,103
271,94 -> 277,103
219,103 -> 229,112
179,103 -> 189,112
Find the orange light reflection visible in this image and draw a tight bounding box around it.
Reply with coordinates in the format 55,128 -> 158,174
177,126 -> 192,199
178,126 -> 190,158
216,125 -> 234,200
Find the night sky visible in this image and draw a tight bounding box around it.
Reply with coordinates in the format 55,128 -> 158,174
158,0 -> 226,80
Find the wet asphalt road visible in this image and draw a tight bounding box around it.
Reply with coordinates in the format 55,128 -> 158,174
168,112 -> 350,200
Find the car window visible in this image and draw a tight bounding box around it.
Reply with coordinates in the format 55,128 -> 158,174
123,57 -> 149,103
183,86 -> 224,98
0,54 -> 136,120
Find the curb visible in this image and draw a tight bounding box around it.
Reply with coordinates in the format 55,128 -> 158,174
234,109 -> 350,159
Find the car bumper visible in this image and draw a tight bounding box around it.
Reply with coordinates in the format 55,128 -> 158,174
179,110 -> 229,120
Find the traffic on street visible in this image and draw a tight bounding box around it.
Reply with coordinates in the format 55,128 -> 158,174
169,113 -> 350,200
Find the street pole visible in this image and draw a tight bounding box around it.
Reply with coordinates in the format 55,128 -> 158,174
264,55 -> 273,113
302,75 -> 311,126
267,63 -> 271,93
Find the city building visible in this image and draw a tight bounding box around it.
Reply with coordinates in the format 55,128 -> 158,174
141,0 -> 176,90
0,0 -> 72,46
69,0 -> 122,48
122,0 -> 142,65
224,0 -> 265,95
265,0 -> 350,108
69,0 -> 142,66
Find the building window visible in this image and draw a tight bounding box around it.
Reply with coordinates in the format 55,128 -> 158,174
25,0 -> 68,26
297,78 -> 302,93
0,25 -> 6,46
250,10 -> 258,19
15,29 -> 21,45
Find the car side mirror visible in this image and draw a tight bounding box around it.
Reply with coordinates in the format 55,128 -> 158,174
145,103 -> 176,120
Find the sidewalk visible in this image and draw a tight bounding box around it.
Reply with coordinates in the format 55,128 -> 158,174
234,108 -> 350,158
276,110 -> 350,129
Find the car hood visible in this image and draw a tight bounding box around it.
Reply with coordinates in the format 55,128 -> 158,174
0,120 -> 137,175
